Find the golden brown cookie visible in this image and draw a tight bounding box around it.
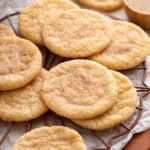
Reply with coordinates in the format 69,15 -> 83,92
0,69 -> 48,122
90,20 -> 150,70
41,59 -> 117,120
19,0 -> 79,45
73,71 -> 137,130
13,126 -> 86,150
0,24 -> 15,37
0,37 -> 42,91
78,0 -> 124,11
42,9 -> 111,58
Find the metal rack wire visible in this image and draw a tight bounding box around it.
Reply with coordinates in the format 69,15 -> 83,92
0,12 -> 150,150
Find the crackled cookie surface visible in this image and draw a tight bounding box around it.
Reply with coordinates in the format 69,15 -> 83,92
41,60 -> 117,120
73,71 -> 137,130
91,21 -> 150,70
43,9 -> 111,58
0,24 -> 15,37
0,69 -> 48,121
78,0 -> 124,11
0,37 -> 42,90
19,0 -> 78,45
13,126 -> 86,150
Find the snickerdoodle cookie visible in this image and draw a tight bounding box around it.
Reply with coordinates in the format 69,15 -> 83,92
19,0 -> 78,45
73,71 -> 137,130
0,69 -> 48,122
78,0 -> 124,11
42,9 -> 111,58
90,20 -> 150,70
41,59 -> 117,120
13,126 -> 86,150
0,37 -> 42,91
0,24 -> 15,37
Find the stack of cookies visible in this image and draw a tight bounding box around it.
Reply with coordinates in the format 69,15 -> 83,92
40,59 -> 137,130
1,0 -> 150,149
0,23 -> 48,122
17,0 -> 150,130
19,0 -> 150,70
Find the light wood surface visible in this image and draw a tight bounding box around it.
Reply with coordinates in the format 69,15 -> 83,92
124,129 -> 150,150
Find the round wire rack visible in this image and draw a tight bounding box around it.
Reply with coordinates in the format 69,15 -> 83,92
0,11 -> 150,150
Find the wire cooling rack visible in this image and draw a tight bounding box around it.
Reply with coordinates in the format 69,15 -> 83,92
0,11 -> 150,150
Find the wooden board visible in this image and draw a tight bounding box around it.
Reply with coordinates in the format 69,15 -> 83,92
124,129 -> 150,150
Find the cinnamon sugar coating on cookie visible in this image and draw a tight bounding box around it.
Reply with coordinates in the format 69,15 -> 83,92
0,37 -> 42,90
13,126 -> 86,150
41,60 -> 117,120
